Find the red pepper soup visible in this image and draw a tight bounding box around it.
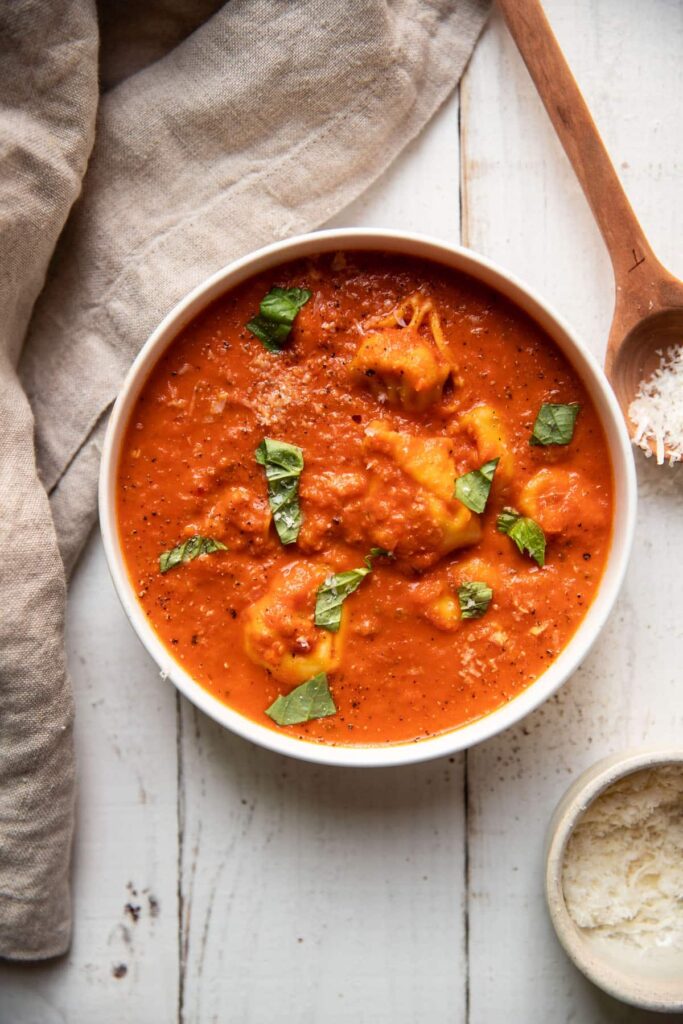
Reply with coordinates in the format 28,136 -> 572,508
116,251 -> 613,745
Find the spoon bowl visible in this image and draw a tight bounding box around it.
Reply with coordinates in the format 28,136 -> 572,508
606,269 -> 683,462
609,309 -> 683,417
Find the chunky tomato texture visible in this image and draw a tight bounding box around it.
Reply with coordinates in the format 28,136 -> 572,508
117,252 -> 613,745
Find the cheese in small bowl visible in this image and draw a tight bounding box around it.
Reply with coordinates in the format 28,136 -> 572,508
546,750 -> 683,1012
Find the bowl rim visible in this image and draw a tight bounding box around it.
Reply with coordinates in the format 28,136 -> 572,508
545,748 -> 683,1011
98,227 -> 637,768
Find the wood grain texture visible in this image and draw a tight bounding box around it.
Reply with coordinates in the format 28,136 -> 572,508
496,0 -> 657,281
461,2 -> 683,1021
179,707 -> 466,1023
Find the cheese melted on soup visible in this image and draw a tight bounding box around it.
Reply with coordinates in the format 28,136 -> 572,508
117,252 -> 613,745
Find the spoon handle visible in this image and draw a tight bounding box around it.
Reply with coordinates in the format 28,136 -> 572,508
496,0 -> 659,290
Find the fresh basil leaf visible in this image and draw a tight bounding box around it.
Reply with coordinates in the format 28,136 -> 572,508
530,402 -> 580,446
509,518 -> 546,567
266,672 -> 337,726
255,437 -> 304,545
314,548 -> 391,630
496,506 -> 546,567
458,581 -> 493,619
159,535 -> 227,574
454,457 -> 499,513
260,287 -> 311,324
315,566 -> 371,632
364,547 -> 394,569
246,286 -> 312,353
496,506 -> 520,534
245,316 -> 291,353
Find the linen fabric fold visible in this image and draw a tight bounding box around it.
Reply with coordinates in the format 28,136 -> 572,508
0,0 -> 99,960
1,0 -> 488,959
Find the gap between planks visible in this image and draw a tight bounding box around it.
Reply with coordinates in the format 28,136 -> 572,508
176,692 -> 186,1024
459,64 -> 474,1024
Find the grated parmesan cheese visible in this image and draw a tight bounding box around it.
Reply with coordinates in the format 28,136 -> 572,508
562,765 -> 683,961
628,344 -> 683,465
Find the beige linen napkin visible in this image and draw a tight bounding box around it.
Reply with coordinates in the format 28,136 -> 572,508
0,0 -> 98,961
1,0 -> 488,960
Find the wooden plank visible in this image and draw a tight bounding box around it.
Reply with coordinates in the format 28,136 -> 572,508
0,535 -> 179,1024
461,2 -> 683,1021
325,86 -> 461,238
179,712 -> 466,1023
178,87 -> 470,1024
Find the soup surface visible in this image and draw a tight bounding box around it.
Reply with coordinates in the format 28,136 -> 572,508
117,251 -> 613,745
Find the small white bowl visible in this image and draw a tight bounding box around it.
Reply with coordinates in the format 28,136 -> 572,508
99,228 -> 637,767
546,748 -> 683,1011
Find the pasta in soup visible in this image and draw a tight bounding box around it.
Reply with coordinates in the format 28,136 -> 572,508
116,251 -> 613,745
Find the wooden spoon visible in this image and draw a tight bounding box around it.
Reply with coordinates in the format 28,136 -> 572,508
497,0 -> 683,463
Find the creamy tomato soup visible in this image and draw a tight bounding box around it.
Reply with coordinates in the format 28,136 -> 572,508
117,251 -> 613,745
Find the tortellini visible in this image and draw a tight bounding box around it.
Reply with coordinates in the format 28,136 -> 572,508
243,560 -> 345,684
458,404 -> 514,485
349,420 -> 481,569
350,293 -> 455,411
518,467 -> 608,535
422,591 -> 462,632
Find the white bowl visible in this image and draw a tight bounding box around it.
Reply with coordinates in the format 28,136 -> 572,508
546,749 -> 683,1011
98,228 -> 637,767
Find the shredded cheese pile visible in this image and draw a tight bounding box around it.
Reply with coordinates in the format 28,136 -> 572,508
628,344 -> 683,465
562,765 -> 683,954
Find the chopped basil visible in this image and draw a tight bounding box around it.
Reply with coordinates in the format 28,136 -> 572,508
266,672 -> 337,726
496,506 -> 546,567
496,507 -> 521,534
314,549 -> 393,631
247,317 -> 290,352
458,581 -> 493,619
530,402 -> 580,446
364,547 -> 394,569
315,566 -> 370,633
255,437 -> 304,545
246,286 -> 312,353
454,457 -> 499,513
159,535 -> 227,574
260,287 -> 311,323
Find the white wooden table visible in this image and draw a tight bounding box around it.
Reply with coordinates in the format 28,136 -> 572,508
2,3 -> 682,1021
